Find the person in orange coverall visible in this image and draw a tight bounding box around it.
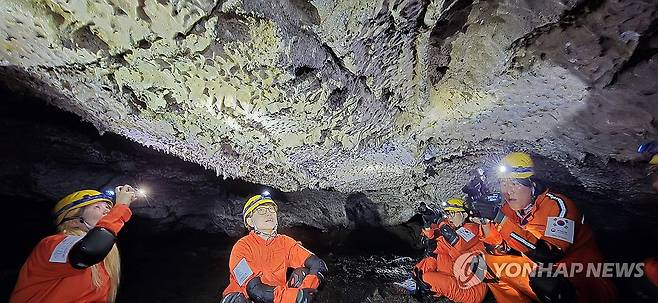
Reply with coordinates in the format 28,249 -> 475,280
474,152 -> 617,303
221,192 -> 328,303
409,198 -> 489,303
10,185 -> 138,303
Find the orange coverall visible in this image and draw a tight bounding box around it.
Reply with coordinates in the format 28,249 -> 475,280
222,232 -> 317,302
415,221 -> 488,303
10,204 -> 132,303
483,189 -> 617,303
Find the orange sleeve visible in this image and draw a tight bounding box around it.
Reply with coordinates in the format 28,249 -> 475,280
25,205 -> 132,280
498,193 -> 580,254
435,224 -> 484,272
95,204 -> 132,235
536,193 -> 581,251
415,256 -> 438,273
285,236 -> 313,269
29,235 -> 88,279
481,222 -> 503,245
497,218 -> 537,254
224,240 -> 256,297
435,240 -> 453,273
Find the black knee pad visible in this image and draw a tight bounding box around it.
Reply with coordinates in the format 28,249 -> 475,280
221,292 -> 248,303
530,275 -> 576,303
288,267 -> 310,288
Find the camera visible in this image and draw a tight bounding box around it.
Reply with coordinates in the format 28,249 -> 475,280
462,168 -> 503,220
416,202 -> 445,228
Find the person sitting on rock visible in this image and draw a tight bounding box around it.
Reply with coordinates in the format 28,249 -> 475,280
10,185 -> 137,303
220,192 -> 328,303
396,198 -> 489,303
475,152 -> 617,303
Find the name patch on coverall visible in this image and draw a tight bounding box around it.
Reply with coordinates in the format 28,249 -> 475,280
544,217 -> 575,244
49,236 -> 83,263
456,227 -> 476,242
233,258 -> 254,286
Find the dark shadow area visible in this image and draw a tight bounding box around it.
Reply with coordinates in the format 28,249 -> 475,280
345,192 -> 383,227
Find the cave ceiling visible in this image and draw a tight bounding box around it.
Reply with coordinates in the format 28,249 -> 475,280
1,0 -> 657,227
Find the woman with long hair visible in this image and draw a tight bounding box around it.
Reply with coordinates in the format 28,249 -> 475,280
10,185 -> 137,303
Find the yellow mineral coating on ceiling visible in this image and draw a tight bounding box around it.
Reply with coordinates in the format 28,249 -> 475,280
0,0 -> 96,66
0,0 -> 611,209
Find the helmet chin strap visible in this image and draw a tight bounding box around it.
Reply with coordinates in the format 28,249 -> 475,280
58,216 -> 93,231
254,223 -> 278,240
80,217 -> 93,231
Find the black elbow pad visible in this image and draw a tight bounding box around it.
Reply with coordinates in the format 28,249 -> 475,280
246,277 -> 275,303
304,254 -> 328,278
527,239 -> 564,264
68,227 -> 116,269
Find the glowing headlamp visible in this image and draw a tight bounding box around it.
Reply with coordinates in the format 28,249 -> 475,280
638,141 -> 657,154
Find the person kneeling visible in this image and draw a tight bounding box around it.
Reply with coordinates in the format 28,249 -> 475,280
220,192 -> 328,303
400,198 -> 489,303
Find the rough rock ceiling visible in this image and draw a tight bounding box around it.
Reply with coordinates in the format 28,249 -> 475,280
1,0 -> 657,226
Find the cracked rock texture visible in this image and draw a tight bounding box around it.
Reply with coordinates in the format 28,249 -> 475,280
1,0 -> 658,230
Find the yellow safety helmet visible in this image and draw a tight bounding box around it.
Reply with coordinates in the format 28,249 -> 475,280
497,152 -> 535,179
650,155 -> 658,166
242,192 -> 278,227
53,189 -> 114,225
443,198 -> 467,213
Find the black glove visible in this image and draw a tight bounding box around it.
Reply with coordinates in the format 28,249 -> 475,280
413,267 -> 436,301
469,193 -> 503,220
220,292 -> 248,303
439,224 -> 459,246
421,237 -> 438,257
529,274 -> 576,303
295,288 -> 316,303
417,202 -> 443,228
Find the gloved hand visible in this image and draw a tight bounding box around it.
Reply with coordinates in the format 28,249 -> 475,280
469,193 -> 503,220
220,292 -> 248,303
115,184 -> 138,206
438,224 -> 458,246
412,267 -> 436,301
417,202 -> 443,228
421,236 -> 438,257
288,267 -> 310,288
